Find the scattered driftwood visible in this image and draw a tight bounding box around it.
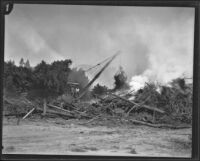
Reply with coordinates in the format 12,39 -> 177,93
110,93 -> 165,114
126,96 -> 151,116
79,115 -> 101,125
3,97 -> 14,105
47,104 -> 74,114
36,107 -> 74,118
126,105 -> 137,116
65,103 -> 87,115
22,108 -> 35,120
130,119 -> 191,129
47,104 -> 90,118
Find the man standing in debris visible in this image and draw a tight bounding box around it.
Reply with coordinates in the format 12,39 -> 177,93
71,87 -> 75,97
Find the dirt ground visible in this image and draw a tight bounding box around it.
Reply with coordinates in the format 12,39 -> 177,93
2,115 -> 192,157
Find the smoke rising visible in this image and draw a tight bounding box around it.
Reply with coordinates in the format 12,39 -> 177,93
5,5 -> 194,89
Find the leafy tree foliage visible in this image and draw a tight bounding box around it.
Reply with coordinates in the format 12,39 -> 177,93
113,66 -> 129,90
68,68 -> 89,91
4,61 -> 33,93
31,59 -> 72,99
25,60 -> 31,68
19,58 -> 24,67
92,83 -> 108,96
134,78 -> 192,124
4,59 -> 72,100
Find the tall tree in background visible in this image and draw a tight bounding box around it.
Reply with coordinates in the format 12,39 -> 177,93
29,60 -> 72,112
19,58 -> 24,67
4,61 -> 33,94
25,60 -> 31,68
92,83 -> 108,96
113,66 -> 129,90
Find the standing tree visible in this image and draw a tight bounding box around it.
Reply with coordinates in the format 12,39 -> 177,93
113,66 -> 129,90
19,58 -> 24,67
92,83 -> 108,96
25,60 -> 31,69
28,59 -> 72,115
4,61 -> 33,93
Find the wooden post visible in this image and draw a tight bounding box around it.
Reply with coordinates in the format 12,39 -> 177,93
152,110 -> 156,123
43,98 -> 47,116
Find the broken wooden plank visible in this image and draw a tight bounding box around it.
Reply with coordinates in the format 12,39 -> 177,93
47,104 -> 91,118
79,115 -> 101,125
22,108 -> 35,120
126,95 -> 151,115
47,104 -> 74,114
65,103 -> 86,114
130,119 -> 191,129
36,107 -> 74,118
110,93 -> 165,114
126,105 -> 137,116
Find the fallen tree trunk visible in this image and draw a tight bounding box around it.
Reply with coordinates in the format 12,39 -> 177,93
47,104 -> 74,114
47,104 -> 91,118
36,107 -> 74,118
130,119 -> 191,129
110,93 -> 165,114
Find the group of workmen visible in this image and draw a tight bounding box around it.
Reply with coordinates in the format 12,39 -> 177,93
70,86 -> 80,98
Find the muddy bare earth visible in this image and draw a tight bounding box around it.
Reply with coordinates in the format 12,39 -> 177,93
2,115 -> 191,157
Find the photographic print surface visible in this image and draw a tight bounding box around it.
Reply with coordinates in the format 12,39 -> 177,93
3,4 -> 194,157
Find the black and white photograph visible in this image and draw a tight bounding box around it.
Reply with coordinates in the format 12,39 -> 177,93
2,4 -> 194,157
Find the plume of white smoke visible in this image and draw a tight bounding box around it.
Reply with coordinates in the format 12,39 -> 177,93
129,75 -> 149,92
129,12 -> 194,92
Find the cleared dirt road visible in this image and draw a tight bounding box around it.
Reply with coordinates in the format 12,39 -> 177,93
2,116 -> 191,157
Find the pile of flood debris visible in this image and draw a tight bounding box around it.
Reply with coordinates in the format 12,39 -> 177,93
3,78 -> 192,129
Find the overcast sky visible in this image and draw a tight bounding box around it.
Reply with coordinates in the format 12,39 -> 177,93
5,4 -> 194,87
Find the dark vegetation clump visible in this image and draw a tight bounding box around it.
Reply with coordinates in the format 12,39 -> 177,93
68,68 -> 90,92
134,79 -> 192,124
3,59 -> 90,114
92,84 -> 108,96
113,66 -> 129,91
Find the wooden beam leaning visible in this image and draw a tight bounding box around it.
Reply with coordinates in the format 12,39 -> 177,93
47,104 -> 74,114
110,93 -> 165,114
22,108 -> 35,120
78,51 -> 120,99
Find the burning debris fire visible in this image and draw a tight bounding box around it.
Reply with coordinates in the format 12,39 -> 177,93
129,75 -> 149,93
3,53 -> 192,129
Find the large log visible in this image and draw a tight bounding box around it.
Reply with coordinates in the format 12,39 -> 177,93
110,93 -> 165,114
47,104 -> 74,114
47,104 -> 91,118
36,107 -> 74,118
130,119 -> 191,129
